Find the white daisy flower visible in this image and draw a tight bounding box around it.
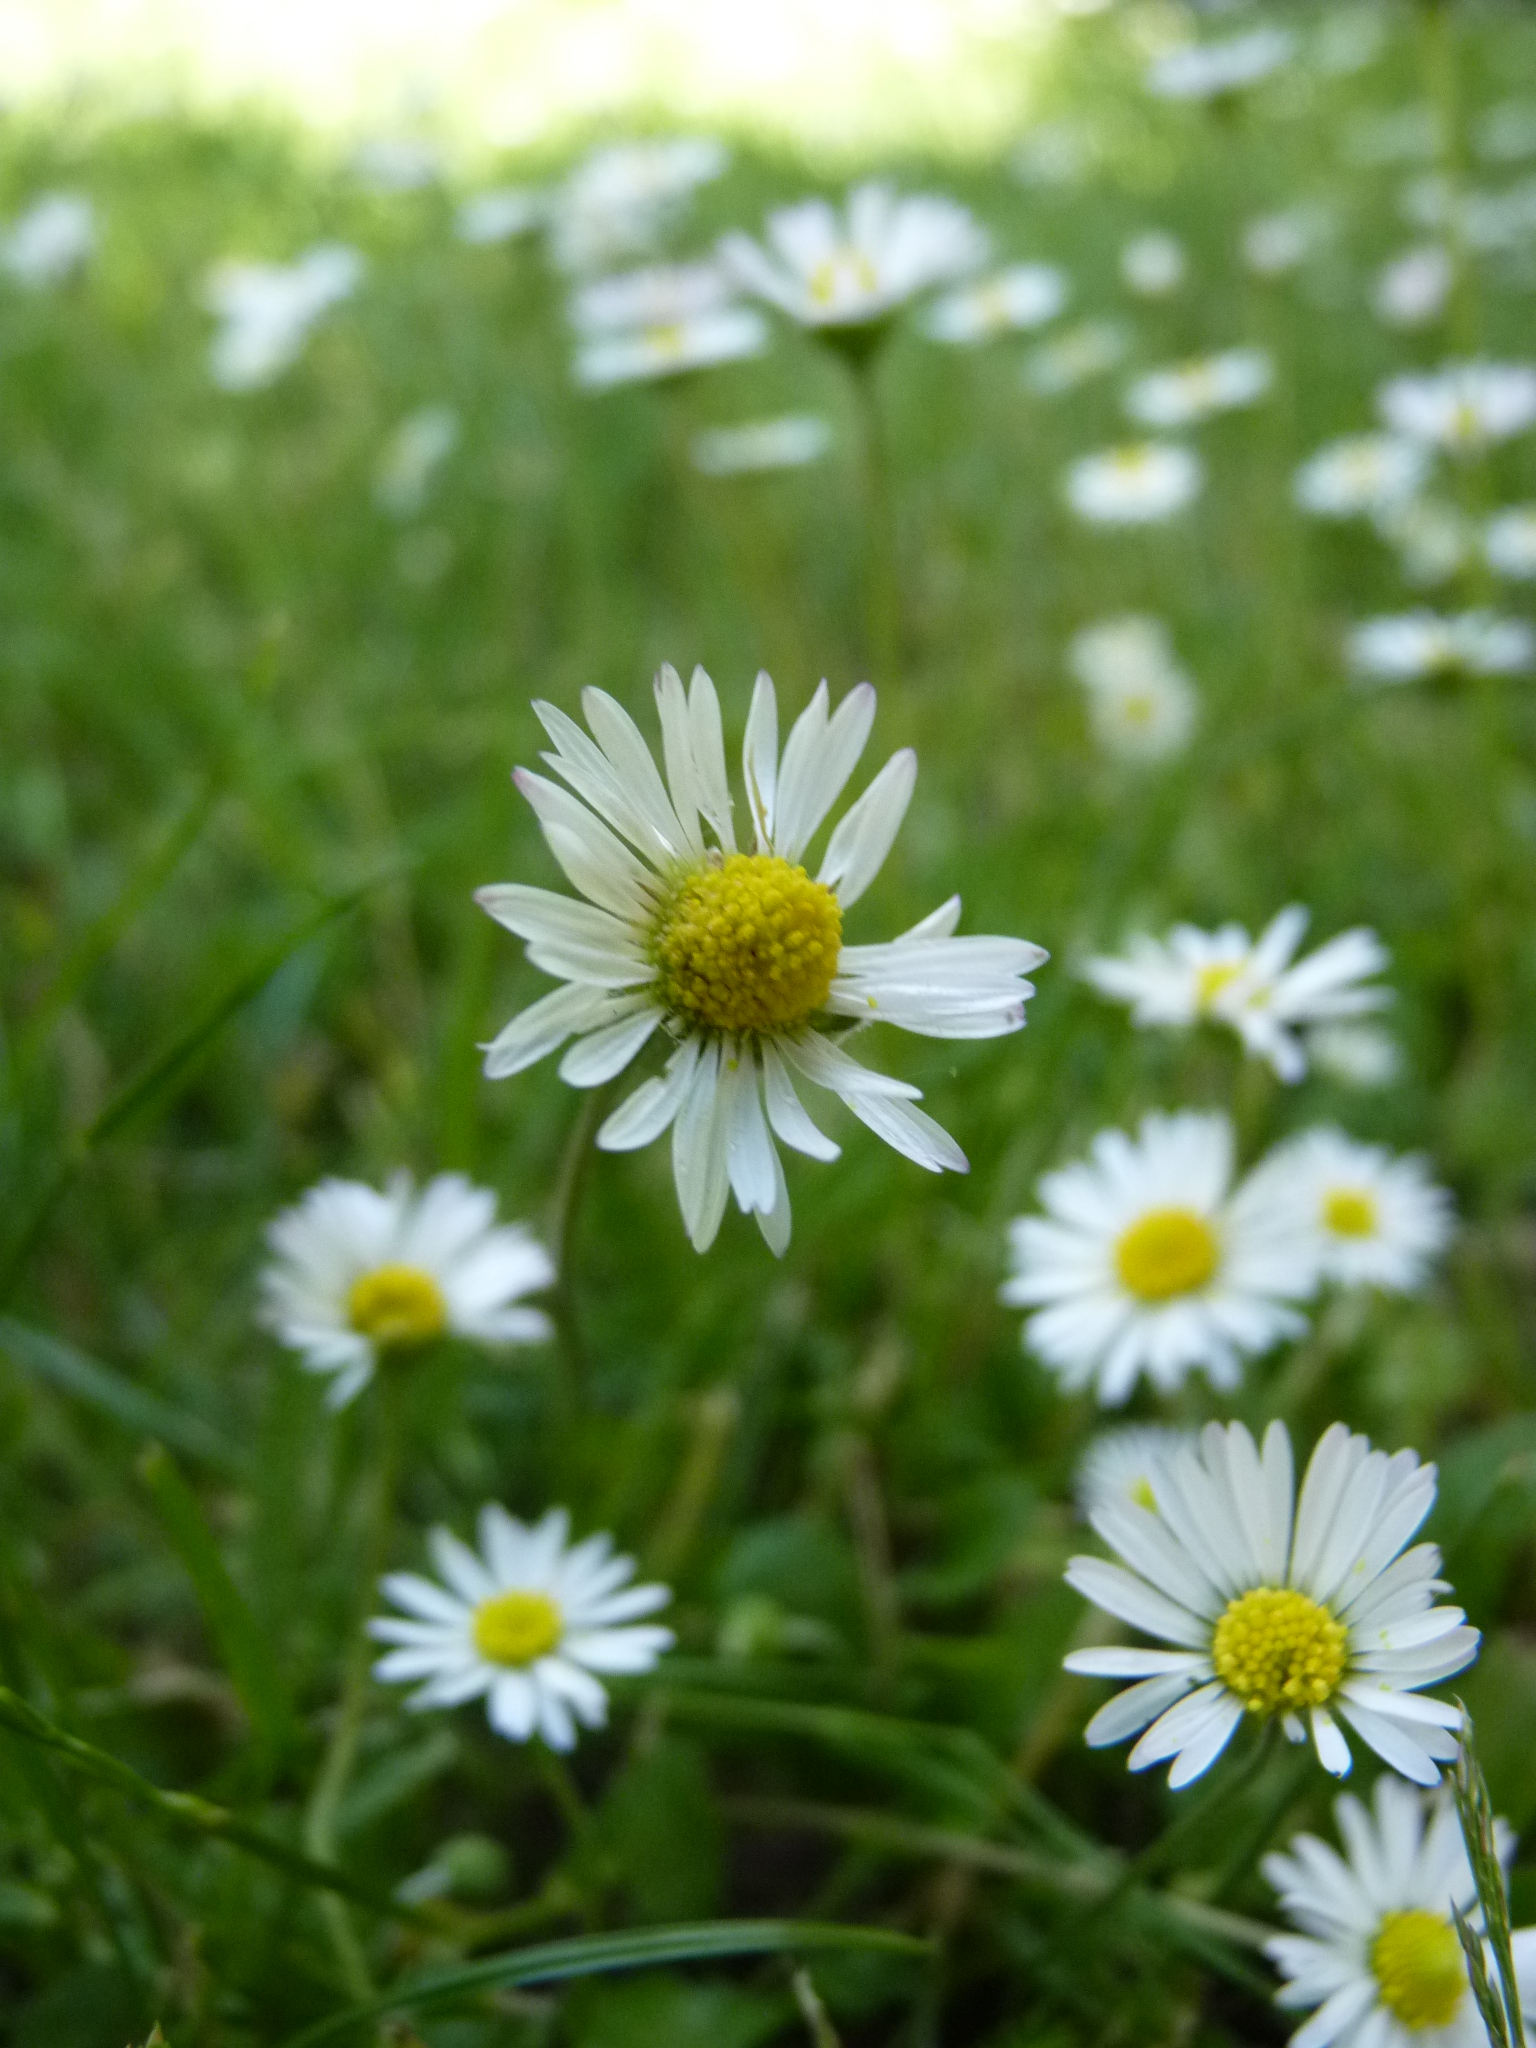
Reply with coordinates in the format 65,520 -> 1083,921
1023,318 -> 1129,396
1486,504 -> 1536,580
1083,906 -> 1391,1084
1243,1130 -> 1454,1294
1121,231 -> 1186,298
719,181 -> 987,334
455,186 -> 545,246
1374,245 -> 1454,330
1372,497 -> 1474,588
260,1173 -> 554,1408
691,415 -> 832,476
375,406 -> 460,519
569,261 -> 730,334
1242,209 -> 1322,278
1,192 -> 96,288
1065,443 -> 1203,525
1293,436 -> 1430,520
476,667 -> 1046,1255
204,244 -> 363,392
1307,1023 -> 1403,1092
1063,1419 -> 1480,1787
550,137 -> 728,274
1076,1426 -> 1197,1518
1377,361 -> 1536,453
1348,610 -> 1536,685
1147,28 -> 1295,102
1263,1776 -> 1536,2048
1068,616 -> 1199,764
1000,1111 -> 1313,1406
352,137 -> 441,194
369,1506 -> 673,1751
922,263 -> 1068,344
1125,349 -> 1273,430
573,310 -> 768,390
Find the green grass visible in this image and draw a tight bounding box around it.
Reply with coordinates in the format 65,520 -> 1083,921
2,2 -> 1536,2040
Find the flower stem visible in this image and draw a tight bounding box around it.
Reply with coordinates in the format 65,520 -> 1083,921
847,348 -> 900,688
544,1085 -> 610,1423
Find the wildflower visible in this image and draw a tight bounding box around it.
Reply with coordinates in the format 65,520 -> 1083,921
1308,1023 -> 1403,1091
550,137 -> 727,273
477,668 -> 1045,1254
1374,245 -> 1454,329
352,137 -> 441,194
1121,231 -> 1186,297
1068,616 -> 1198,763
455,187 -> 545,246
1064,1419 -> 1479,1787
691,416 -> 832,476
569,261 -> 767,389
1264,1776 -> 1536,2048
1001,1111 -> 1312,1405
1348,610 -> 1536,685
1082,905 -> 1391,1084
1024,319 -> 1128,396
1373,497 -> 1474,588
1244,1130 -> 1453,1294
1146,28 -> 1294,103
376,406 -> 460,519
1294,436 -> 1430,519
1065,443 -> 1203,524
1,192 -> 95,287
204,244 -> 363,392
1378,361 -> 1536,453
370,1506 -> 673,1749
1125,348 -> 1272,429
1076,1427 -> 1197,1518
719,182 -> 986,336
1486,504 -> 1536,579
260,1173 -> 553,1408
922,263 -> 1068,344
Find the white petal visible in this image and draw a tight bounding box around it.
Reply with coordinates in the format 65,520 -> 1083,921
774,681 -> 877,861
761,1041 -> 841,1160
598,1041 -> 699,1151
816,749 -> 916,907
742,669 -> 779,850
558,1006 -> 659,1086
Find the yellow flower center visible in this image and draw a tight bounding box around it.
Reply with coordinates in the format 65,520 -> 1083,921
809,249 -> 879,306
1370,1910 -> 1466,2031
1120,692 -> 1155,726
1110,446 -> 1151,476
644,321 -> 687,360
1323,1187 -> 1378,1239
1195,960 -> 1244,1010
347,1264 -> 447,1347
471,1589 -> 563,1667
652,852 -> 842,1034
1211,1587 -> 1348,1715
1130,1476 -> 1158,1511
1114,1207 -> 1220,1302
1450,400 -> 1481,446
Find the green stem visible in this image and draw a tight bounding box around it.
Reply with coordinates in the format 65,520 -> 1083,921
847,347 -> 900,688
1101,1721 -> 1279,1915
544,1086 -> 610,1422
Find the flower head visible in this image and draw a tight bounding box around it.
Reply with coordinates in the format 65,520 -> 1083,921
370,1506 -> 673,1750
1125,348 -> 1272,429
1486,504 -> 1536,580
550,137 -> 727,273
922,263 -> 1068,344
376,406 -> 459,518
1375,245 -> 1454,329
204,244 -> 363,392
1065,443 -> 1203,524
477,667 -> 1045,1253
1243,1130 -> 1453,1294
567,260 -> 768,388
1024,318 -> 1129,396
1348,610 -> 1536,684
1294,436 -> 1430,520
260,1173 -> 553,1407
1001,1111 -> 1313,1405
1243,209 -> 1322,278
1121,231 -> 1186,297
2,192 -> 96,287
1147,28 -> 1294,102
1068,616 -> 1199,764
1076,1426 -> 1197,1518
1064,1420 -> 1479,1787
1378,361 -> 1536,453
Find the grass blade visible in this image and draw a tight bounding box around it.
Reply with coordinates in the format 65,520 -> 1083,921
0,1317 -> 238,1471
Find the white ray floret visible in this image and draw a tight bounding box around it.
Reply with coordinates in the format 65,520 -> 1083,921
260,1173 -> 553,1408
1486,505 -> 1536,580
1,192 -> 96,287
1147,28 -> 1294,102
1076,1426 -> 1197,1518
1125,349 -> 1272,429
1242,1130 -> 1454,1295
1263,1775 -> 1536,2048
691,415 -> 831,477
1001,1111 -> 1314,1405
1374,245 -> 1454,329
1064,1420 -> 1480,1788
1121,231 -> 1186,297
204,244 -> 364,392
922,264 -> 1068,344
549,137 -> 727,274
370,1506 -> 673,1751
477,667 -> 1046,1254
1065,443 -> 1203,524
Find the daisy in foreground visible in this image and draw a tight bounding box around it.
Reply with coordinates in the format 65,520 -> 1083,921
477,667 -> 1045,1252
261,1173 -> 553,1407
370,1506 -> 673,1750
1263,1776 -> 1536,2048
1064,1420 -> 1479,1788
1245,1129 -> 1454,1294
1001,1111 -> 1313,1404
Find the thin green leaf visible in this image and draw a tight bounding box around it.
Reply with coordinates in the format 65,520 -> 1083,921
282,1919 -> 930,2048
0,1317 -> 238,1471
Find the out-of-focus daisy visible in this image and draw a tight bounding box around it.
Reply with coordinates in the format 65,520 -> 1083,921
922,263 -> 1068,344
260,1173 -> 553,1408
1147,28 -> 1295,102
376,406 -> 460,519
1064,1419 -> 1479,1787
550,137 -> 727,273
1121,230 -> 1186,297
1083,906 -> 1392,1085
1068,616 -> 1199,764
569,261 -> 731,334
204,244 -> 364,392
477,668 -> 1046,1254
455,187 -> 545,246
1242,209 -> 1320,278
1486,504 -> 1536,579
1065,443 -> 1203,525
353,137 -> 441,194
1076,1426 -> 1197,1517
1000,1110 -> 1312,1405
1125,348 -> 1272,429
1378,361 -> 1536,453
1244,1130 -> 1453,1294
1374,245 -> 1453,329
1476,98 -> 1536,165
1013,118 -> 1098,187
568,261 -> 768,389
691,415 -> 831,476
370,1506 -> 673,1750
719,182 -> 986,336
1264,1777 -> 1536,2048
1024,318 -> 1129,396
1,192 -> 96,287
1372,496 -> 1473,589
1348,610 -> 1536,685
1308,1022 -> 1403,1091
1294,436 -> 1430,520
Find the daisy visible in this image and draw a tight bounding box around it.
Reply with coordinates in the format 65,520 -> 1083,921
1125,348 -> 1272,430
1243,1130 -> 1454,1294
1263,1776 -> 1536,2048
1076,1426 -> 1197,1518
455,186 -> 545,246
1242,209 -> 1321,278
1,192 -> 96,287
1307,1023 -> 1403,1091
1121,231 -> 1186,298
476,667 -> 1045,1254
1063,1419 -> 1480,1787
1083,906 -> 1391,1083
1486,504 -> 1536,579
204,244 -> 363,392
1374,246 -> 1454,330
260,1173 -> 554,1408
1024,319 -> 1129,397
550,137 -> 727,274
1068,616 -> 1199,764
1377,361 -> 1536,454
1147,28 -> 1295,103
1000,1111 -> 1313,1405
370,1505 -> 673,1750
1293,436 -> 1429,520
922,263 -> 1068,344
718,182 -> 987,336
691,415 -> 832,476
1373,497 -> 1474,588
375,406 -> 460,519
1065,443 -> 1203,525
1348,611 -> 1536,685
573,310 -> 768,391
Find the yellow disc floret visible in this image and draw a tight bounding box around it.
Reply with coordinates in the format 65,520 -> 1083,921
347,1264 -> 448,1348
1115,1207 -> 1220,1303
1195,961 -> 1243,1010
809,249 -> 879,306
1323,1188 -> 1378,1239
472,1589 -> 563,1668
1211,1587 -> 1348,1715
1370,1910 -> 1466,2031
653,853 -> 842,1034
